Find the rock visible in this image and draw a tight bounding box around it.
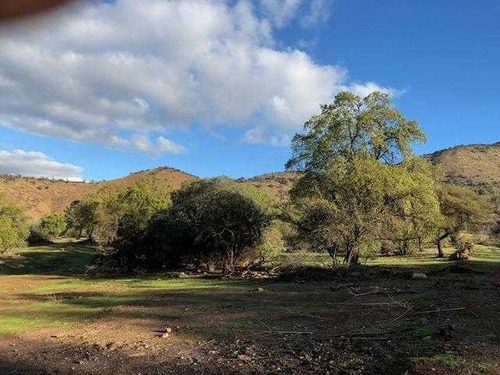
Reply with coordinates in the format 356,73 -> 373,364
237,354 -> 251,362
177,272 -> 189,279
165,327 -> 172,333
256,287 -> 265,292
411,272 -> 428,280
161,332 -> 170,338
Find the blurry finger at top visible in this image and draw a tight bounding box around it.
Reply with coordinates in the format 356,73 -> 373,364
0,0 -> 75,21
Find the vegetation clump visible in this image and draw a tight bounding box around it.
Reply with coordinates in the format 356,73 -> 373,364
0,196 -> 29,253
116,179 -> 270,272
286,91 -> 441,265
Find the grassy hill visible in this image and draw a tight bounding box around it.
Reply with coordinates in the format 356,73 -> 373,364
427,142 -> 500,192
3,142 -> 499,220
0,167 -> 196,219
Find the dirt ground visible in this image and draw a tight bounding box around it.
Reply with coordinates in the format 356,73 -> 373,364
1,245 -> 500,375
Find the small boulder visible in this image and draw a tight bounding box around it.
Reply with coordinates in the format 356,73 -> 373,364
411,272 -> 428,280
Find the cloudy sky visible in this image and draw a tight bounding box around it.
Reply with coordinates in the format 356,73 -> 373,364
0,0 -> 499,181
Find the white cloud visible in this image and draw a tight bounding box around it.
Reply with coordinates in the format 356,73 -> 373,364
259,0 -> 302,28
243,125 -> 291,146
0,149 -> 83,181
347,82 -> 405,98
0,0 -> 394,149
130,135 -> 186,156
259,0 -> 332,28
300,0 -> 332,28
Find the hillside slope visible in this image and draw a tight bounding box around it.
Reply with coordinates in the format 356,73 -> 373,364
427,142 -> 500,192
3,142 -> 500,220
0,167 -> 196,219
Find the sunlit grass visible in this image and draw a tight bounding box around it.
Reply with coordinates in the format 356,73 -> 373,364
1,240 -> 499,338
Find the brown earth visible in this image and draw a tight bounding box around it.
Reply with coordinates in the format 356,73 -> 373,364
1,262 -> 499,374
427,142 -> 500,192
0,167 -> 196,219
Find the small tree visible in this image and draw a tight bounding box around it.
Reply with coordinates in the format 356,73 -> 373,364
166,180 -> 270,272
40,213 -> 67,239
0,215 -> 20,253
65,200 -> 98,238
0,196 -> 29,252
127,180 -> 270,272
435,184 -> 490,257
92,179 -> 171,246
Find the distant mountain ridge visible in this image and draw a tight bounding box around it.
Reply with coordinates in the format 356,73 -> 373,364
0,167 -> 196,219
1,142 -> 499,219
426,142 -> 500,192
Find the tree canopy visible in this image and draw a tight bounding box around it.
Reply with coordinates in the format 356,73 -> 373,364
287,92 -> 440,265
0,196 -> 29,253
286,91 -> 426,172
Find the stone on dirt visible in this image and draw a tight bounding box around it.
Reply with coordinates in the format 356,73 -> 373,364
411,272 -> 428,280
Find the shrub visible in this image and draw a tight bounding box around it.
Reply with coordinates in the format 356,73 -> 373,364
0,216 -> 20,253
115,179 -> 270,272
40,214 -> 67,239
0,197 -> 29,252
244,220 -> 287,265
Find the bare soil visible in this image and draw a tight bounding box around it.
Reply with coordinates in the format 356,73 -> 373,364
1,252 -> 499,374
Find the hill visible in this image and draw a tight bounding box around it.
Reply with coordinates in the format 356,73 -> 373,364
427,142 -> 500,192
0,167 -> 196,219
3,142 -> 500,220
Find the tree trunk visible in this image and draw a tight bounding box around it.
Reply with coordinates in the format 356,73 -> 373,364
344,244 -> 359,266
327,245 -> 338,267
226,248 -> 235,274
436,233 -> 449,258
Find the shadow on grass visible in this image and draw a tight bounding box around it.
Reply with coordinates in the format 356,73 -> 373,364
0,242 -> 97,276
3,275 -> 500,375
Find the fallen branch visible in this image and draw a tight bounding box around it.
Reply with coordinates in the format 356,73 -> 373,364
412,307 -> 466,315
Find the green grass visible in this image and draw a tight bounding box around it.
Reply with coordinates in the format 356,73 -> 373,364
1,240 -> 499,338
412,354 -> 470,370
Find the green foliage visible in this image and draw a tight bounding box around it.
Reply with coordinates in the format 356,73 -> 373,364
287,91 -> 439,265
286,91 -> 426,172
166,179 -> 270,271
65,200 -> 98,238
0,215 -> 20,253
435,183 -> 490,257
118,179 -> 270,272
92,178 -> 171,245
0,196 -> 29,252
39,214 -> 67,239
249,220 -> 287,264
381,158 -> 443,254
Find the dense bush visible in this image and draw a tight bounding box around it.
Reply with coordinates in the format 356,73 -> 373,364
0,197 -> 29,252
65,200 -> 98,238
115,179 -> 270,272
39,214 -> 67,239
92,179 -> 170,245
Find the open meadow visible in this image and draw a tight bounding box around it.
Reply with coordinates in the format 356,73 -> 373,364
1,241 -> 499,375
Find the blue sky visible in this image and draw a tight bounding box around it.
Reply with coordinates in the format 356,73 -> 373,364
0,0 -> 498,181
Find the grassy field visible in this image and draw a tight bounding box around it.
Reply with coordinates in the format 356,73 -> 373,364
0,242 -> 499,374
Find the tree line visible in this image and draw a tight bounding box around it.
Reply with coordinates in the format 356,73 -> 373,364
0,91 -> 496,271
